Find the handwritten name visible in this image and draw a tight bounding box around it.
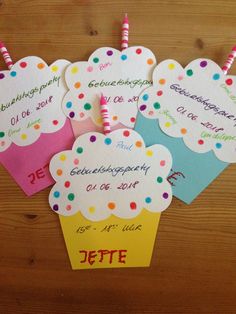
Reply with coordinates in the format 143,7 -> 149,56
79,249 -> 127,265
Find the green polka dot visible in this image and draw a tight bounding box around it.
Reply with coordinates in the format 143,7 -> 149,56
84,103 -> 92,110
68,193 -> 75,201
76,147 -> 83,154
186,69 -> 193,76
93,57 -> 99,63
0,132 -> 5,138
153,102 -> 161,109
157,177 -> 163,183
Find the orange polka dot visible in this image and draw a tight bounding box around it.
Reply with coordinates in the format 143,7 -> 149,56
112,116 -> 118,121
56,169 -> 63,176
135,141 -> 142,147
159,79 -> 166,85
108,202 -> 116,210
34,124 -> 40,130
181,128 -> 187,134
37,63 -> 45,69
147,58 -> 154,65
74,82 -> 81,89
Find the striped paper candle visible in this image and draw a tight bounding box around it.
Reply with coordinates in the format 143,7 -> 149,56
222,46 -> 236,75
121,14 -> 129,51
0,42 -> 13,70
100,93 -> 111,136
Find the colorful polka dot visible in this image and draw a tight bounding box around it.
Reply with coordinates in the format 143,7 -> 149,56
135,141 -> 142,147
0,73 -> 5,79
53,120 -> 58,125
21,134 -> 27,140
78,93 -> 84,99
53,204 -> 59,211
76,147 -> 83,154
165,122 -> 171,127
69,111 -> 75,118
178,75 -> 184,81
74,82 -> 81,89
51,65 -> 58,72
68,193 -> 75,201
65,181 -> 71,188
66,101 -> 72,109
87,66 -> 93,72
107,50 -> 113,56
112,115 -> 118,121
37,63 -> 45,69
10,71 -> 17,77
186,69 -> 193,76
130,117 -> 136,123
153,102 -> 160,110
198,139 -> 204,145
108,202 -> 116,210
74,158 -> 79,165
71,66 -> 78,74
90,135 -> 96,142
123,130 -> 130,137
121,54 -> 127,61
130,202 -> 137,210
84,103 -> 92,110
80,112 -> 85,118
66,205 -> 72,211
20,62 -> 27,68
140,104 -> 147,111
59,154 -> 66,161
181,128 -> 187,134
96,117 -> 103,125
160,160 -> 165,167
145,197 -> 152,204
89,206 -> 95,213
200,60 -> 207,68
162,192 -> 169,199
159,79 -> 166,85
56,169 -> 63,176
93,57 -> 99,63
168,63 -> 175,70
0,132 -> 5,138
142,94 -> 149,101
149,110 -> 154,116
147,58 -> 154,65
34,124 -> 40,130
0,141 -> 5,147
215,143 -> 222,149
54,191 -> 60,198
136,48 -> 142,54
226,78 -> 233,86
146,150 -> 153,157
157,176 -> 163,183
105,138 -> 112,145
157,90 -> 163,96
213,73 -> 220,80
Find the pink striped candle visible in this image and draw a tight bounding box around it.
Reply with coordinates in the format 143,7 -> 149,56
0,41 -> 13,70
121,13 -> 129,51
100,93 -> 111,135
222,46 -> 236,75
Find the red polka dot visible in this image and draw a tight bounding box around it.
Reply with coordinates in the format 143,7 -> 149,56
53,120 -> 58,125
20,62 -> 27,68
130,117 -> 136,123
123,130 -> 130,137
64,181 -> 70,188
225,78 -> 233,86
136,48 -> 142,54
66,205 -> 72,211
198,139 -> 204,145
78,93 -> 84,99
130,202 -> 137,210
157,90 -> 163,96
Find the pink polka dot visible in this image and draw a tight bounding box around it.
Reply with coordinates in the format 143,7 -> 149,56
178,75 -> 184,81
64,181 -> 70,188
53,120 -> 58,125
66,205 -> 72,211
130,117 -> 136,123
123,130 -> 130,137
226,78 -> 233,86
149,110 -> 154,116
1,141 -> 5,147
198,139 -> 204,145
80,112 -> 85,118
74,158 -> 79,165
160,160 -> 166,166
87,66 -> 93,72
157,90 -> 163,96
78,93 -> 84,99
20,62 -> 27,68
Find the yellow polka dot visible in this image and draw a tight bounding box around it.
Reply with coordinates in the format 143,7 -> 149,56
74,82 -> 81,89
159,79 -> 166,85
168,63 -> 175,70
51,65 -> 59,72
165,122 -> 171,128
71,66 -> 78,74
60,154 -> 66,161
181,128 -> 187,134
56,169 -> 63,176
147,58 -> 154,65
96,117 -> 103,125
135,141 -> 142,148
89,206 -> 95,213
21,134 -> 27,140
146,150 -> 153,157
37,63 -> 45,69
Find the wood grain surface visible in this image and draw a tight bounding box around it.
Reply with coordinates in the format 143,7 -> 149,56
1,1 -> 236,313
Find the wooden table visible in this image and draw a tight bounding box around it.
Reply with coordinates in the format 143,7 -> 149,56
1,1 -> 236,313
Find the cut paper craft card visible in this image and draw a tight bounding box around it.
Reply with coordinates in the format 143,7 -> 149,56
62,46 -> 156,137
0,56 -> 75,195
48,129 -> 172,269
136,58 -> 234,203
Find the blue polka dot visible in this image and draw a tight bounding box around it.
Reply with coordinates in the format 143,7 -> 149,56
104,138 -> 112,145
66,101 -> 72,109
142,94 -> 149,101
10,71 -> 17,77
215,143 -> 222,149
213,73 -> 220,80
121,54 -> 127,61
54,191 -> 60,198
145,197 -> 152,204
